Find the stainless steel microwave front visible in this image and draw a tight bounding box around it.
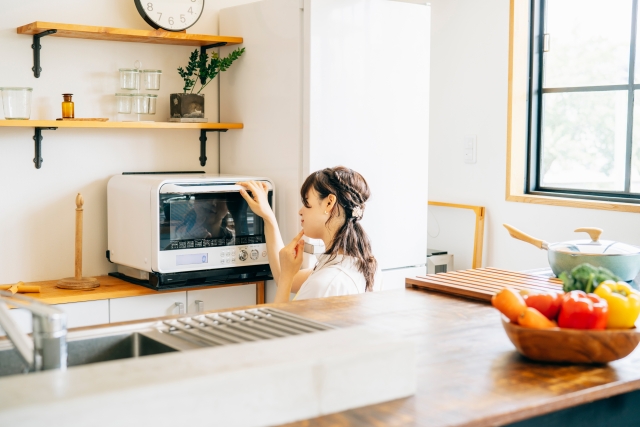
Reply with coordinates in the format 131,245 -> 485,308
107,174 -> 274,277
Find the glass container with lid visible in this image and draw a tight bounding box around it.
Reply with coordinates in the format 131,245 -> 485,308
142,70 -> 162,90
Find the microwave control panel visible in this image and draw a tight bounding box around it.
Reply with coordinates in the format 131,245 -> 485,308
157,243 -> 268,272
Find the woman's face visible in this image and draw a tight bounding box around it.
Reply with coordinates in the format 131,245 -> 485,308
193,198 -> 229,223
298,189 -> 330,239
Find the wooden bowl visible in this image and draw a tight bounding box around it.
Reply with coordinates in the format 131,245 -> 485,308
502,317 -> 640,364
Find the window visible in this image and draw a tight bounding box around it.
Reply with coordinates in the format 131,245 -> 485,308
527,0 -> 640,202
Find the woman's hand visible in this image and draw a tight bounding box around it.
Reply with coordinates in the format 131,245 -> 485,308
237,181 -> 274,221
279,230 -> 305,280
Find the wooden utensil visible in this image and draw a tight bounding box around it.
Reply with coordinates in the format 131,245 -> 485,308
55,118 -> 109,121
502,317 -> 640,364
57,193 -> 100,290
0,282 -> 41,294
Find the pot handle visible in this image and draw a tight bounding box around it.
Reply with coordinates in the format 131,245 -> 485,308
574,227 -> 602,242
503,224 -> 548,250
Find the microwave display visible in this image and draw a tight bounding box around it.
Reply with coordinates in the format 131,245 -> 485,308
159,191 -> 271,251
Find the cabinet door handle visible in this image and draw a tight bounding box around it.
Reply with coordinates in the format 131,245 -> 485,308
195,300 -> 204,312
175,302 -> 185,315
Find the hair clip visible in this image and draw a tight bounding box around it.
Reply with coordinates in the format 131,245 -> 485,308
351,205 -> 363,219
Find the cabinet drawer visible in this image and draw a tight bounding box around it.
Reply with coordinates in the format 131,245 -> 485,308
0,308 -> 32,336
187,284 -> 256,314
52,300 -> 109,329
109,292 -> 187,323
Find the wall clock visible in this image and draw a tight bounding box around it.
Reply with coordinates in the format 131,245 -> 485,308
134,0 -> 205,32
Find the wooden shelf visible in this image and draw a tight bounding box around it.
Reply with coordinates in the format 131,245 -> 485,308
1,275 -> 265,305
17,22 -> 243,47
1,120 -> 243,169
0,120 -> 243,130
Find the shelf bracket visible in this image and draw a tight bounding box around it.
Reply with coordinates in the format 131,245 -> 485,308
199,42 -> 228,84
199,129 -> 228,167
33,127 -> 57,169
31,30 -> 57,78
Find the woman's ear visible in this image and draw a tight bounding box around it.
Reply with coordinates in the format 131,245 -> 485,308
326,194 -> 337,212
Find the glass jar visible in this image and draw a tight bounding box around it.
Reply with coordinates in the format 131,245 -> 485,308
0,87 -> 33,120
116,93 -> 133,114
131,94 -> 149,114
146,94 -> 158,114
62,93 -> 74,118
119,68 -> 139,90
142,70 -> 162,90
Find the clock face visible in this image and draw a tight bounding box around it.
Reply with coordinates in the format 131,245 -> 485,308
134,0 -> 205,32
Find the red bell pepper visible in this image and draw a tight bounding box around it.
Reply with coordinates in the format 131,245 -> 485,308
557,290 -> 608,330
524,291 -> 564,320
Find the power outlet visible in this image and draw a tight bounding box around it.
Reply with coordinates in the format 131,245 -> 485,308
464,135 -> 477,164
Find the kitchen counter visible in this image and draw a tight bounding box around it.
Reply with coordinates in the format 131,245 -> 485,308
2,287 -> 640,426
271,287 -> 640,427
1,276 -> 266,305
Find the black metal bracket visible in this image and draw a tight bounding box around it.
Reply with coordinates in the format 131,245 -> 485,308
33,127 -> 57,169
199,42 -> 227,84
199,129 -> 228,166
31,30 -> 57,78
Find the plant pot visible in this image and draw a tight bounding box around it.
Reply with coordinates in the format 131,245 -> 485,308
170,93 -> 205,119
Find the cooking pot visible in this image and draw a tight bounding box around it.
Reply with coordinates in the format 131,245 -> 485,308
503,224 -> 640,281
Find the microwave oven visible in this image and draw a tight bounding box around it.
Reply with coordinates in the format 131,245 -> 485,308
107,173 -> 274,290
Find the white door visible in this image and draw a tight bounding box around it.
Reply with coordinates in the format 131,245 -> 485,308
186,284 -> 257,314
109,292 -> 187,323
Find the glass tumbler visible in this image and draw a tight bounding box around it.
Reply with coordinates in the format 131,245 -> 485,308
142,70 -> 162,90
146,94 -> 158,114
0,87 -> 33,120
119,68 -> 139,90
116,93 -> 133,114
132,94 -> 149,114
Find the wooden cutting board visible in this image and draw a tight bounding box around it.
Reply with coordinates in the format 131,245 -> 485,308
405,267 -> 563,303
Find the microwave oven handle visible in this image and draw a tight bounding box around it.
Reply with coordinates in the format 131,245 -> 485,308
159,183 -> 272,194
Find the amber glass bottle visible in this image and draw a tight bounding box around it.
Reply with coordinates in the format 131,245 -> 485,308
62,93 -> 74,118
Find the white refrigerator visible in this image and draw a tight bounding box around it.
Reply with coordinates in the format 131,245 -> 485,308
219,0 -> 430,291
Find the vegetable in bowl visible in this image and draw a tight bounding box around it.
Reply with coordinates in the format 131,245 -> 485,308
559,263 -> 621,294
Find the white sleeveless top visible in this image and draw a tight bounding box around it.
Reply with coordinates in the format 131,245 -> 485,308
294,254 -> 382,301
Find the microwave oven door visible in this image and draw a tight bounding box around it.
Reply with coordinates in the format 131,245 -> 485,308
155,182 -> 273,274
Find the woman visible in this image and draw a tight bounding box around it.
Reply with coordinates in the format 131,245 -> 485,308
238,166 -> 380,303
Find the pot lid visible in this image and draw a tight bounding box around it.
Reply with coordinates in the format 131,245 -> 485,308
550,227 -> 640,255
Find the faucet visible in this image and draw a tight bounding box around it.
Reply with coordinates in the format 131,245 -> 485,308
0,290 -> 67,372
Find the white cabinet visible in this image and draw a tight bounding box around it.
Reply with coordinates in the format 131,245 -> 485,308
0,300 -> 110,336
0,308 -> 32,336
187,284 -> 256,314
52,300 -> 110,329
109,292 -> 187,323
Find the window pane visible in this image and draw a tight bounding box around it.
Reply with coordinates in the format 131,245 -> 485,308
630,91 -> 640,192
540,91 -> 628,191
544,0 -> 632,88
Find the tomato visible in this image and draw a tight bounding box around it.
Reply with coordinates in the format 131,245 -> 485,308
524,291 -> 564,321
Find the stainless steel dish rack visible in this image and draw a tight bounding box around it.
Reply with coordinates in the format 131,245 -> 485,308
159,308 -> 334,348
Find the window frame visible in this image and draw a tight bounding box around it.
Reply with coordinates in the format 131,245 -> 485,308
525,0 -> 640,203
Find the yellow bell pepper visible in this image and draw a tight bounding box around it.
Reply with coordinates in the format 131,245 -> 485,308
594,281 -> 640,329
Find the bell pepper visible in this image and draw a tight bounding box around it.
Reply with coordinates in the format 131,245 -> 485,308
557,290 -> 608,330
524,291 -> 564,320
594,281 -> 640,329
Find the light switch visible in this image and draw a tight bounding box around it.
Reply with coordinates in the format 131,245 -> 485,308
464,135 -> 477,164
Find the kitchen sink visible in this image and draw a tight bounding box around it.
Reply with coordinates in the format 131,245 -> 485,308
0,330 -> 178,377
0,308 -> 333,378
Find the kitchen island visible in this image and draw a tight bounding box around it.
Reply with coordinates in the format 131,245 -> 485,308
2,287 -> 640,426
272,287 -> 640,426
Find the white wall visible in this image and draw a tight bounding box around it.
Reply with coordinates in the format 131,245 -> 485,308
0,0 -> 255,284
428,0 -> 640,271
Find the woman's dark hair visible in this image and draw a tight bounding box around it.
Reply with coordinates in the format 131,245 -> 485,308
300,166 -> 377,291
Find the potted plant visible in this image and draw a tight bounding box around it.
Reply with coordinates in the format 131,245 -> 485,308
170,47 -> 245,122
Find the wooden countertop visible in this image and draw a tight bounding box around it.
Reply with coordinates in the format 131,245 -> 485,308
265,288 -> 640,427
1,276 -> 263,305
